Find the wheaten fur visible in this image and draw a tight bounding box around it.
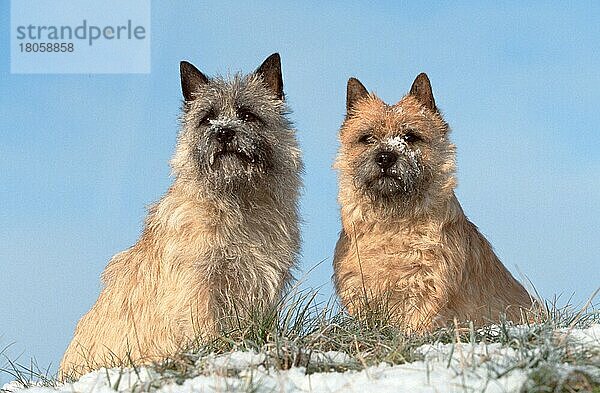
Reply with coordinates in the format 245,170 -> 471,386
60,54 -> 302,378
333,75 -> 535,332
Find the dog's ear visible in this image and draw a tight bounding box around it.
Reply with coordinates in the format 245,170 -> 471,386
256,53 -> 284,100
180,61 -> 209,102
346,77 -> 369,113
409,73 -> 436,111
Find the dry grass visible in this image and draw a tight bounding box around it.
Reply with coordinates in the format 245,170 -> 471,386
2,288 -> 599,393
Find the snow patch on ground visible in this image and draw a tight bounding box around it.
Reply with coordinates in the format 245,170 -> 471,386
558,323 -> 600,347
4,324 -> 599,393
201,350 -> 267,370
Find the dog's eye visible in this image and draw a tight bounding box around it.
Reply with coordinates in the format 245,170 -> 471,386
199,110 -> 215,126
238,109 -> 259,123
403,132 -> 421,143
358,134 -> 377,145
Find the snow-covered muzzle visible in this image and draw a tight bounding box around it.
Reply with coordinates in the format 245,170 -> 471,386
171,73 -> 300,194
353,137 -> 428,201
193,117 -> 272,187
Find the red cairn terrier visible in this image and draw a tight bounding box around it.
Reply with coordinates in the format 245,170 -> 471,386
333,74 -> 535,332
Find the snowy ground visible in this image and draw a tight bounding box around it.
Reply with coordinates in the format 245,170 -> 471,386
3,324 -> 599,393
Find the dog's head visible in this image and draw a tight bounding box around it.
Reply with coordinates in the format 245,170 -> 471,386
172,54 -> 301,194
336,74 -> 456,215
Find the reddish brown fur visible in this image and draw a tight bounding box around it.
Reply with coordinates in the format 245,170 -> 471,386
333,76 -> 535,332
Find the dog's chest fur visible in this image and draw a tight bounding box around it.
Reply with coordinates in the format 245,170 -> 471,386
334,194 -> 532,331
136,181 -> 299,320
334,205 -> 449,300
60,181 -> 299,375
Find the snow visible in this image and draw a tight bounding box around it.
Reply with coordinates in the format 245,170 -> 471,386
558,323 -> 600,347
382,136 -> 421,166
3,324 -> 599,393
384,136 -> 407,150
202,351 -> 267,370
308,351 -> 352,364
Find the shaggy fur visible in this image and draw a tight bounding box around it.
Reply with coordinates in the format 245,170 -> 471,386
333,74 -> 534,332
60,54 -> 302,378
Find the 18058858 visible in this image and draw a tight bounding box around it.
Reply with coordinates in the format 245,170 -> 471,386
19,43 -> 74,52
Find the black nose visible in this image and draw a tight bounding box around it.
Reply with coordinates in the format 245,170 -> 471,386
375,151 -> 397,169
215,128 -> 235,144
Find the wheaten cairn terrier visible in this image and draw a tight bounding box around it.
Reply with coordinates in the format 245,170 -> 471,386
60,53 -> 302,378
333,74 -> 535,332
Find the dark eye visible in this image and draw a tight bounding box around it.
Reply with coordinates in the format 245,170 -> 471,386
199,110 -> 215,126
238,109 -> 259,123
403,131 -> 421,143
358,134 -> 377,145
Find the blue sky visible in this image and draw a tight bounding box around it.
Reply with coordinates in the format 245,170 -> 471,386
1,1 -> 599,383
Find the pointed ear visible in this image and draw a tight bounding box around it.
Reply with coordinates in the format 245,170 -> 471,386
409,73 -> 436,111
347,77 -> 369,113
255,53 -> 284,100
180,61 -> 209,102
